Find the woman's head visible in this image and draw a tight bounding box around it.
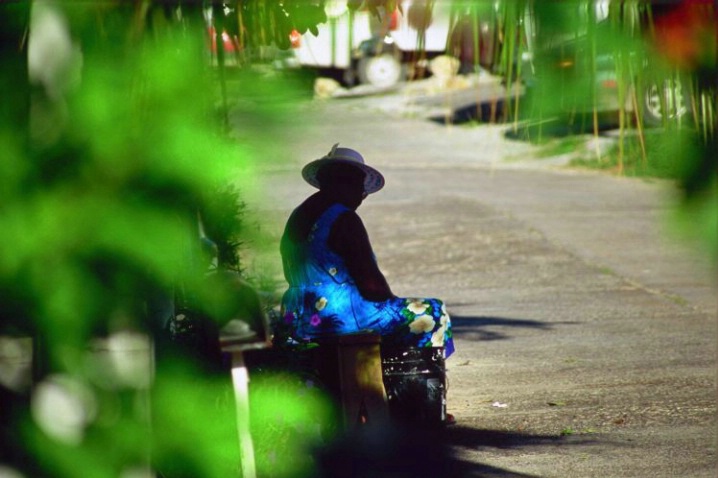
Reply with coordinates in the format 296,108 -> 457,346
317,162 -> 366,189
302,144 -> 385,203
317,162 -> 368,209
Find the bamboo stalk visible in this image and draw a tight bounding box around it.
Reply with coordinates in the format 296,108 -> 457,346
472,5 -> 479,72
237,2 -> 245,56
588,0 -> 600,160
512,2 -> 527,133
472,5 -> 482,121
617,106 -> 625,175
631,86 -> 648,167
502,3 -> 515,124
212,2 -> 230,136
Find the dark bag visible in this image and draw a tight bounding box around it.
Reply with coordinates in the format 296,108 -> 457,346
381,346 -> 447,428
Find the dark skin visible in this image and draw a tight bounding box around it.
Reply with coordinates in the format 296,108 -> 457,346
281,164 -> 394,302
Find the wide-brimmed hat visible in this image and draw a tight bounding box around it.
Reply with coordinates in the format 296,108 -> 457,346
302,143 -> 385,194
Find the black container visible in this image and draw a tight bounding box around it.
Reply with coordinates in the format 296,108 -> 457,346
380,346 -> 446,428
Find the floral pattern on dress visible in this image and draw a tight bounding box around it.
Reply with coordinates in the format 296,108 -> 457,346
315,297 -> 328,311
409,314 -> 436,334
406,299 -> 429,315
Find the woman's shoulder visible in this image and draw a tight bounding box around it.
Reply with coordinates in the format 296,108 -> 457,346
332,207 -> 362,228
285,196 -> 349,242
330,208 -> 368,248
284,200 -> 317,243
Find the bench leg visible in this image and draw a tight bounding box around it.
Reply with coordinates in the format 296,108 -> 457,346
334,343 -> 390,428
229,351 -> 256,478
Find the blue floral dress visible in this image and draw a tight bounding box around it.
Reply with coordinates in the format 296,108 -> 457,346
280,203 -> 454,357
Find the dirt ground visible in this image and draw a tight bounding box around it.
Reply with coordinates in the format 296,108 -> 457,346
247,81 -> 717,477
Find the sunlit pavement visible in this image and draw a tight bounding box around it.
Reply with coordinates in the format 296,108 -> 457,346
251,85 -> 717,477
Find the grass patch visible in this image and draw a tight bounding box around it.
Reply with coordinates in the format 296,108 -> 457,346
535,135 -> 588,159
569,128 -> 701,180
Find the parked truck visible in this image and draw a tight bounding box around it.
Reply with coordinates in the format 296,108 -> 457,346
291,0 -> 457,88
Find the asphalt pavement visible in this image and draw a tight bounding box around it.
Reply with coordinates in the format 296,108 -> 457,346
245,80 -> 717,478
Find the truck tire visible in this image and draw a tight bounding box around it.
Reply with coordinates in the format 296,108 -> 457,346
357,52 -> 404,88
640,74 -> 692,127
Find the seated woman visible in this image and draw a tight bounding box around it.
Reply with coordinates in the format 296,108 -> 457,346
279,144 -> 454,358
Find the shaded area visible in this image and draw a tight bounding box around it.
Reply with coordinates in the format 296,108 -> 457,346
444,425 -> 579,449
443,426 -> 597,478
313,422 -> 598,477
428,99 -> 509,125
451,315 -> 557,341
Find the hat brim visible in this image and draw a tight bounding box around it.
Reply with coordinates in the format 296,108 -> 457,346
302,158 -> 385,194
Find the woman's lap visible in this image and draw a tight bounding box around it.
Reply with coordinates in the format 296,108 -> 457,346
375,297 -> 455,357
283,294 -> 455,358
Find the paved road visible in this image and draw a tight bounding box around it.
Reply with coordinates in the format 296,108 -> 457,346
241,87 -> 717,477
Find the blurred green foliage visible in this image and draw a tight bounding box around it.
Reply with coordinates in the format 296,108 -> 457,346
248,372 -> 336,477
19,363 -> 241,478
0,2 -> 332,477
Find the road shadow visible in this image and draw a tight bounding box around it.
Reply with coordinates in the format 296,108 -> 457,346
428,100 -> 509,126
443,425 -> 575,449
314,423 -> 594,477
451,315 -> 560,341
441,426 -> 597,478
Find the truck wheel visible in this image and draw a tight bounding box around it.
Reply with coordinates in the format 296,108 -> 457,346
640,74 -> 691,127
357,53 -> 404,88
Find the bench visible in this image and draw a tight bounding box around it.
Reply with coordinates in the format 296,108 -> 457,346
312,332 -> 447,430
313,332 -> 390,428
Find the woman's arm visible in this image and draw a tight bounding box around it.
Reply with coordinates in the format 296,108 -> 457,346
328,211 -> 395,302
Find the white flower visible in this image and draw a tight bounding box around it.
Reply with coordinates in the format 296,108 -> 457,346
431,308 -> 449,346
406,299 -> 429,315
409,315 -> 435,334
430,324 -> 446,346
315,297 -> 328,311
